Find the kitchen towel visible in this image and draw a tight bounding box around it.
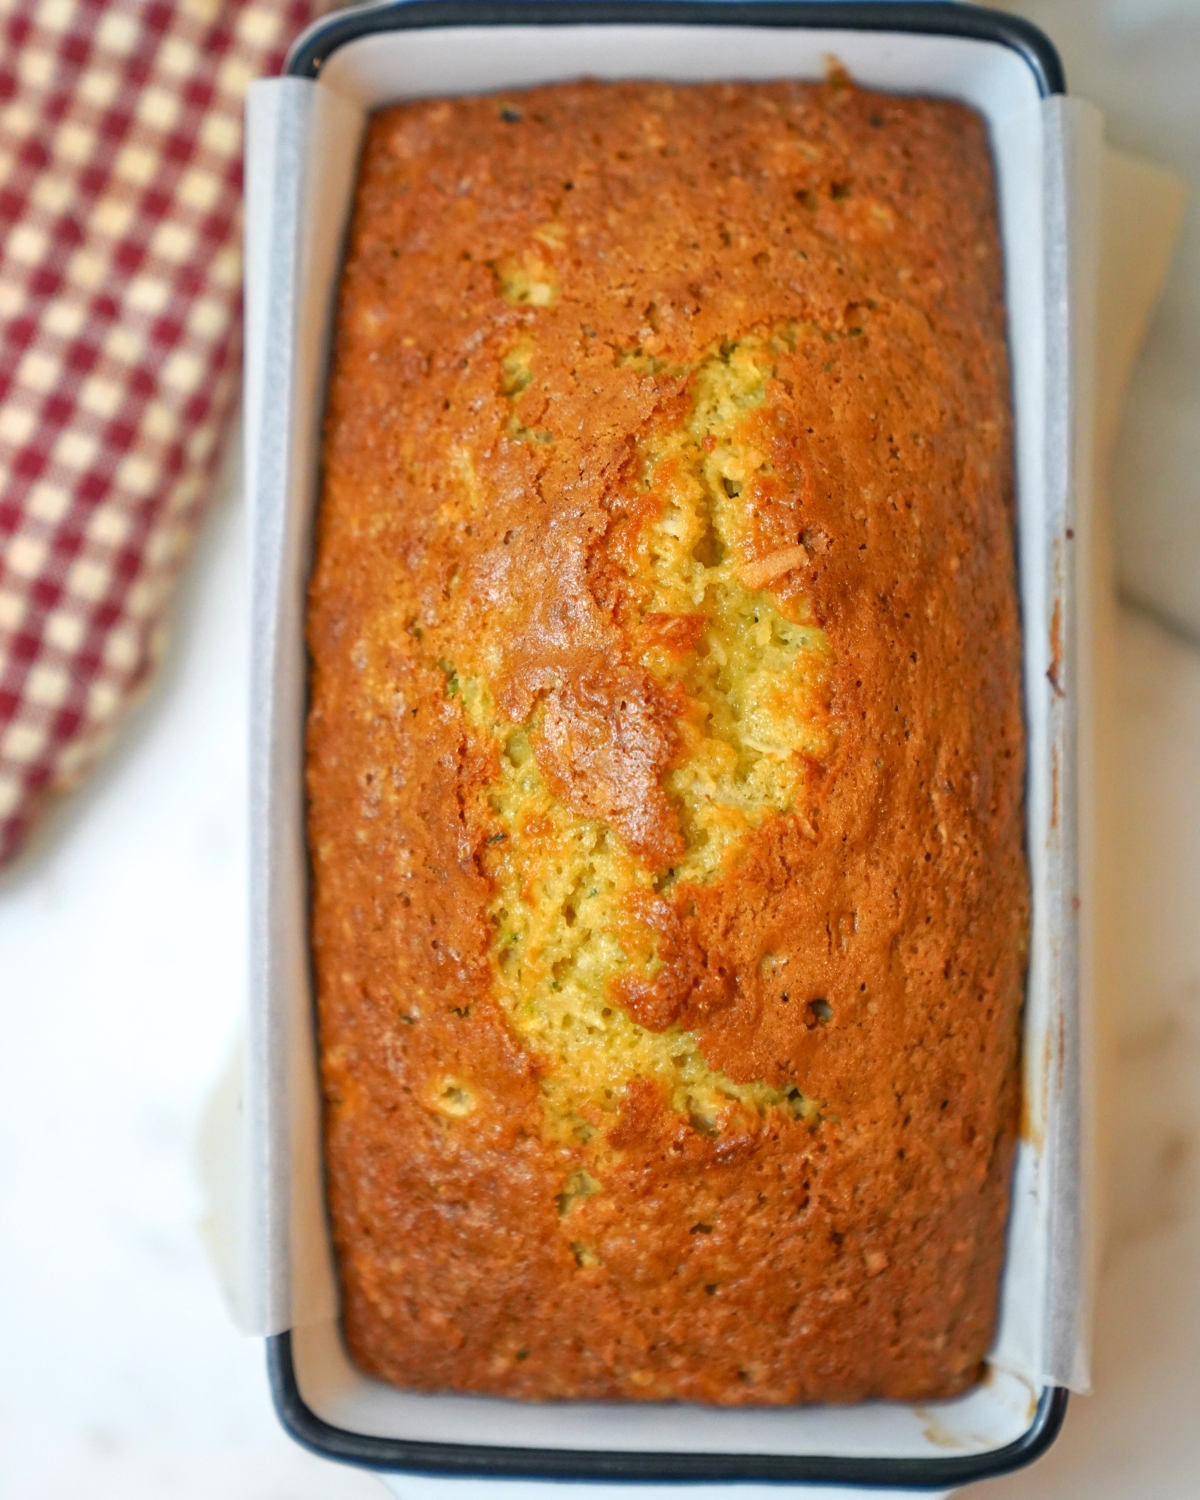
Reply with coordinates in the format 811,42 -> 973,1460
0,0 -> 322,866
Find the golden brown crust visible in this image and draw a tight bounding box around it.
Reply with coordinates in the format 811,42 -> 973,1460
307,77 -> 1027,1405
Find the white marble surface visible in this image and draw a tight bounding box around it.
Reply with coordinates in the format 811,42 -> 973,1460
1001,0 -> 1200,640
2,4 -> 1198,1496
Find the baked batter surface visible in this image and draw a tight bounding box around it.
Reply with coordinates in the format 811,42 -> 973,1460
307,76 -> 1027,1404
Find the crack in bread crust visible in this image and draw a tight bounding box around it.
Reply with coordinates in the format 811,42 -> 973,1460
450,669 -> 823,1150
432,334 -> 840,1152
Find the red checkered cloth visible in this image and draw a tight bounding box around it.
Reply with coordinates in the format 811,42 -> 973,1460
0,0 -> 323,866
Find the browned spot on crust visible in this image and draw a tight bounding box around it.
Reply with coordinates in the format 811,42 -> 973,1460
640,611 -> 708,657
609,890 -> 735,1031
533,664 -> 684,872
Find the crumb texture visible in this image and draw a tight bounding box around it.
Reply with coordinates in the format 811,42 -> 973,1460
307,77 -> 1027,1406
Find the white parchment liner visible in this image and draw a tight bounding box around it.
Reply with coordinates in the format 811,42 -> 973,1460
243,20 -> 1102,1467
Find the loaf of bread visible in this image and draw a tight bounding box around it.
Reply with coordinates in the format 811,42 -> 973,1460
307,76 -> 1027,1406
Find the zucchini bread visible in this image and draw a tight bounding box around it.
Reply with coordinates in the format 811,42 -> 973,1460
306,75 -> 1028,1404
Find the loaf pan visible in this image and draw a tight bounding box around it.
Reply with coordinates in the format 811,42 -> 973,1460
245,0 -> 1097,1487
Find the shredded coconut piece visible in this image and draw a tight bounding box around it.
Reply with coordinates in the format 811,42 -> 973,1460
738,544 -> 809,590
